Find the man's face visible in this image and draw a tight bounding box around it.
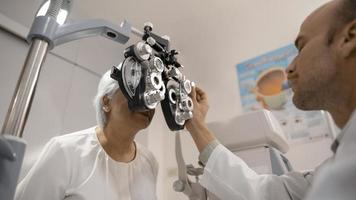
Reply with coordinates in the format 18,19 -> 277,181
110,90 -> 155,130
286,1 -> 341,110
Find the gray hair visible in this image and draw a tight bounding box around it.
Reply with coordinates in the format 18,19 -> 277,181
93,69 -> 120,128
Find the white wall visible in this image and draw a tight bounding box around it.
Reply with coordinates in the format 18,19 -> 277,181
0,0 -> 334,199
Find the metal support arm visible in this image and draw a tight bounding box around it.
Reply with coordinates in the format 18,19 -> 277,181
27,16 -> 133,49
173,132 -> 207,200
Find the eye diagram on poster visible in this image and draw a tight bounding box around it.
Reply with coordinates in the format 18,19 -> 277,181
236,44 -> 333,144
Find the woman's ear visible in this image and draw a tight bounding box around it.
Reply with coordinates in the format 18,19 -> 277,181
340,19 -> 356,58
102,95 -> 111,112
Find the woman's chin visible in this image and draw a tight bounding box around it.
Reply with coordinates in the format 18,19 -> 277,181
134,114 -> 152,128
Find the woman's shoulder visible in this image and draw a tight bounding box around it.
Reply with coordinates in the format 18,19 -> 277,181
52,127 -> 98,146
46,127 -> 100,157
136,142 -> 155,159
136,142 -> 159,175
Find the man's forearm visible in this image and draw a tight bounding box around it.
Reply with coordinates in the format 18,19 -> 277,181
199,139 -> 219,166
187,121 -> 216,152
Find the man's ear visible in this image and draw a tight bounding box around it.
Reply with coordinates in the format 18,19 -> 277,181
340,19 -> 356,58
102,95 -> 111,112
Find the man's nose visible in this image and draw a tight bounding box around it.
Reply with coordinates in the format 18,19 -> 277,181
286,59 -> 297,78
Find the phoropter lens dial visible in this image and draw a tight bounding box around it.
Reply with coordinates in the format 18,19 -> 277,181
121,57 -> 142,98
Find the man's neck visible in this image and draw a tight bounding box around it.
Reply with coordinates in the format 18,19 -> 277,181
328,65 -> 356,128
329,108 -> 353,128
328,89 -> 356,129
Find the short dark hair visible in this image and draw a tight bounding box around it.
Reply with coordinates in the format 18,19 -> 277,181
327,0 -> 356,44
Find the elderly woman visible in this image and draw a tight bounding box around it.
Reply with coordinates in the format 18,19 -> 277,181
15,70 -> 158,200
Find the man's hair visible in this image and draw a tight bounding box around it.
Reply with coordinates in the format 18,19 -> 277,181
327,0 -> 356,44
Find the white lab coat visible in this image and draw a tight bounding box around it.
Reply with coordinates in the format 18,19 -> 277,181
305,112 -> 356,200
15,127 -> 158,200
201,144 -> 317,200
200,112 -> 356,200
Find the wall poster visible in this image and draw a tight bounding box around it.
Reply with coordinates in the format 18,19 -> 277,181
236,44 -> 333,144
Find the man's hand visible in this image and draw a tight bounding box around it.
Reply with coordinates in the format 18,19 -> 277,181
185,86 -> 216,152
186,86 -> 209,131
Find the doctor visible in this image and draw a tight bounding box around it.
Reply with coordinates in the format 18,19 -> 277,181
186,0 -> 356,199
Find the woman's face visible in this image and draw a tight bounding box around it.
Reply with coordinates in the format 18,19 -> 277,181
105,90 -> 155,130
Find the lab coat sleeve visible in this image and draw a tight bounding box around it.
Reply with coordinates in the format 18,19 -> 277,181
200,144 -> 313,200
15,137 -> 71,200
